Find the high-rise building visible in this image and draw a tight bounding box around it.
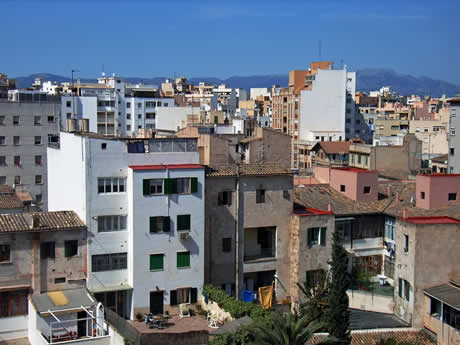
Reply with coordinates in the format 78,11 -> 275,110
447,98 -> 460,173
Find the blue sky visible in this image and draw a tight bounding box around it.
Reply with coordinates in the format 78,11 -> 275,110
2,0 -> 460,84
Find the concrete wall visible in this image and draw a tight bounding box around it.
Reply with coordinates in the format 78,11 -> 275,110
0,101 -> 60,209
0,229 -> 87,294
313,165 -> 330,183
205,174 -> 293,299
156,107 -> 200,131
394,220 -> 460,327
347,290 -> 394,314
288,213 -> 334,302
329,168 -> 378,202
0,315 -> 28,341
416,175 -> 460,209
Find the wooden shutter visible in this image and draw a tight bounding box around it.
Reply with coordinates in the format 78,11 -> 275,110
307,229 -> 312,247
143,179 -> 150,196
306,271 -> 312,286
320,228 -> 326,246
170,290 -> 177,306
163,217 -> 170,232
150,254 -> 163,270
191,288 -> 198,303
149,217 -> 158,233
191,177 -> 198,193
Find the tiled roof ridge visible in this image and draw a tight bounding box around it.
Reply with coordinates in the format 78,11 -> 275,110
0,211 -> 86,232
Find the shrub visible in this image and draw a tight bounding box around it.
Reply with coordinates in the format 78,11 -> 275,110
135,312 -> 143,321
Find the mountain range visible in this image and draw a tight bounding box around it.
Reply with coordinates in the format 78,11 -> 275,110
12,69 -> 460,98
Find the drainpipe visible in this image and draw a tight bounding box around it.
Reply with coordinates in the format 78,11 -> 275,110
235,164 -> 241,299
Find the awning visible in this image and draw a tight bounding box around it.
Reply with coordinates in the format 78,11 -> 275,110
89,284 -> 133,293
31,288 -> 97,314
424,284 -> 460,311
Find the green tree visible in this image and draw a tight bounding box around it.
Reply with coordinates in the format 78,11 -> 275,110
326,230 -> 351,345
296,269 -> 329,326
249,312 -> 323,345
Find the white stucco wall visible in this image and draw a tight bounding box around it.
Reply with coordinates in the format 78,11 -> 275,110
299,69 -> 351,142
0,315 -> 28,341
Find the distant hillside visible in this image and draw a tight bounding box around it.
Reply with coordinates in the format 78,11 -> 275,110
13,69 -> 460,98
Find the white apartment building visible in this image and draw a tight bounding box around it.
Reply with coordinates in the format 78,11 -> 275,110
48,132 -> 205,319
299,67 -> 357,142
61,75 -> 174,137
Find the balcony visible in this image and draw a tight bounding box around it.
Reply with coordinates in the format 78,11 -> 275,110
244,247 -> 275,262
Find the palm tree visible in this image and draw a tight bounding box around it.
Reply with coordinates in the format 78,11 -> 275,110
249,312 -> 324,345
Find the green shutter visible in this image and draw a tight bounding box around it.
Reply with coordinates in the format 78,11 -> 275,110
191,177 -> 198,193
164,178 -> 177,194
399,279 -> 403,298
307,229 -> 312,247
306,271 -> 312,286
65,242 -> 70,257
149,217 -> 158,233
150,254 -> 163,270
143,179 -> 150,196
163,217 -> 170,232
320,228 -> 326,246
177,251 -> 190,268
177,215 -> 190,231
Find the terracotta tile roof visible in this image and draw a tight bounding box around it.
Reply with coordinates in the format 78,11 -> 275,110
294,184 -> 391,216
0,211 -> 86,233
0,185 -> 14,194
308,330 -> 435,345
205,164 -> 292,177
0,193 -> 23,210
312,141 -> 351,154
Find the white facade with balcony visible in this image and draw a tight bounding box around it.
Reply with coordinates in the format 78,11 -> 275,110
48,132 -> 205,319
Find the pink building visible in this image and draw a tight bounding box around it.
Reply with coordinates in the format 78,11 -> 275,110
416,174 -> 460,209
329,167 -> 378,202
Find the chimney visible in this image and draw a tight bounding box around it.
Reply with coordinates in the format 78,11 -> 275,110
395,192 -> 400,204
387,186 -> 392,197
328,203 -> 333,212
32,214 -> 40,228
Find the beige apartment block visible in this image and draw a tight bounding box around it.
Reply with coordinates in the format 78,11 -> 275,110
375,118 -> 409,137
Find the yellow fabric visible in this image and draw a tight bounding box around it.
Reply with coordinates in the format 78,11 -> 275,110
258,283 -> 274,310
47,291 -> 69,306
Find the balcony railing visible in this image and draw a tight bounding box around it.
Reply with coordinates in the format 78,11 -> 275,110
244,248 -> 275,262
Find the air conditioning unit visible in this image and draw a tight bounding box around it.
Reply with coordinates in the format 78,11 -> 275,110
179,232 -> 190,240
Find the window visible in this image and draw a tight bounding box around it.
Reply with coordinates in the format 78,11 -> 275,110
177,251 -> 190,268
55,277 -> 66,284
14,156 -> 20,165
35,155 -> 42,165
0,290 -> 29,318
127,125 -> 131,131
36,194 -> 42,203
398,278 -> 410,301
177,178 -> 191,194
35,175 -> 42,184
170,287 -> 197,305
424,128 -> 429,133
0,116 -> 4,125
138,103 -> 142,109
66,100 -> 72,107
34,136 -> 42,145
403,234 -> 409,253
0,136 -> 4,145
177,215 -> 191,231
451,128 -> 456,136
33,116 -> 41,125
126,102 -> 131,109
222,238 -> 232,252
98,215 -> 127,232
64,240 -> 78,257
143,179 -> 163,195
448,193 -> 457,201
340,185 -> 346,192
450,148 -> 455,155
0,156 -> 5,166
101,143 -> 107,150
13,136 -> 20,145
420,191 -> 425,200
218,191 -> 232,205
149,254 -> 164,270
0,244 -> 11,262
97,177 -> 126,194
92,253 -> 127,272
0,176 -> 5,185
48,116 -> 55,123
66,113 -> 72,119
41,242 -> 55,259
149,216 -> 170,233
385,217 -> 396,241
307,227 -> 326,247
305,269 -> 325,287
14,176 -> 21,184
283,190 -> 290,200
13,116 -> 19,125
138,114 -> 142,119
363,186 -> 371,194
256,189 -> 265,203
